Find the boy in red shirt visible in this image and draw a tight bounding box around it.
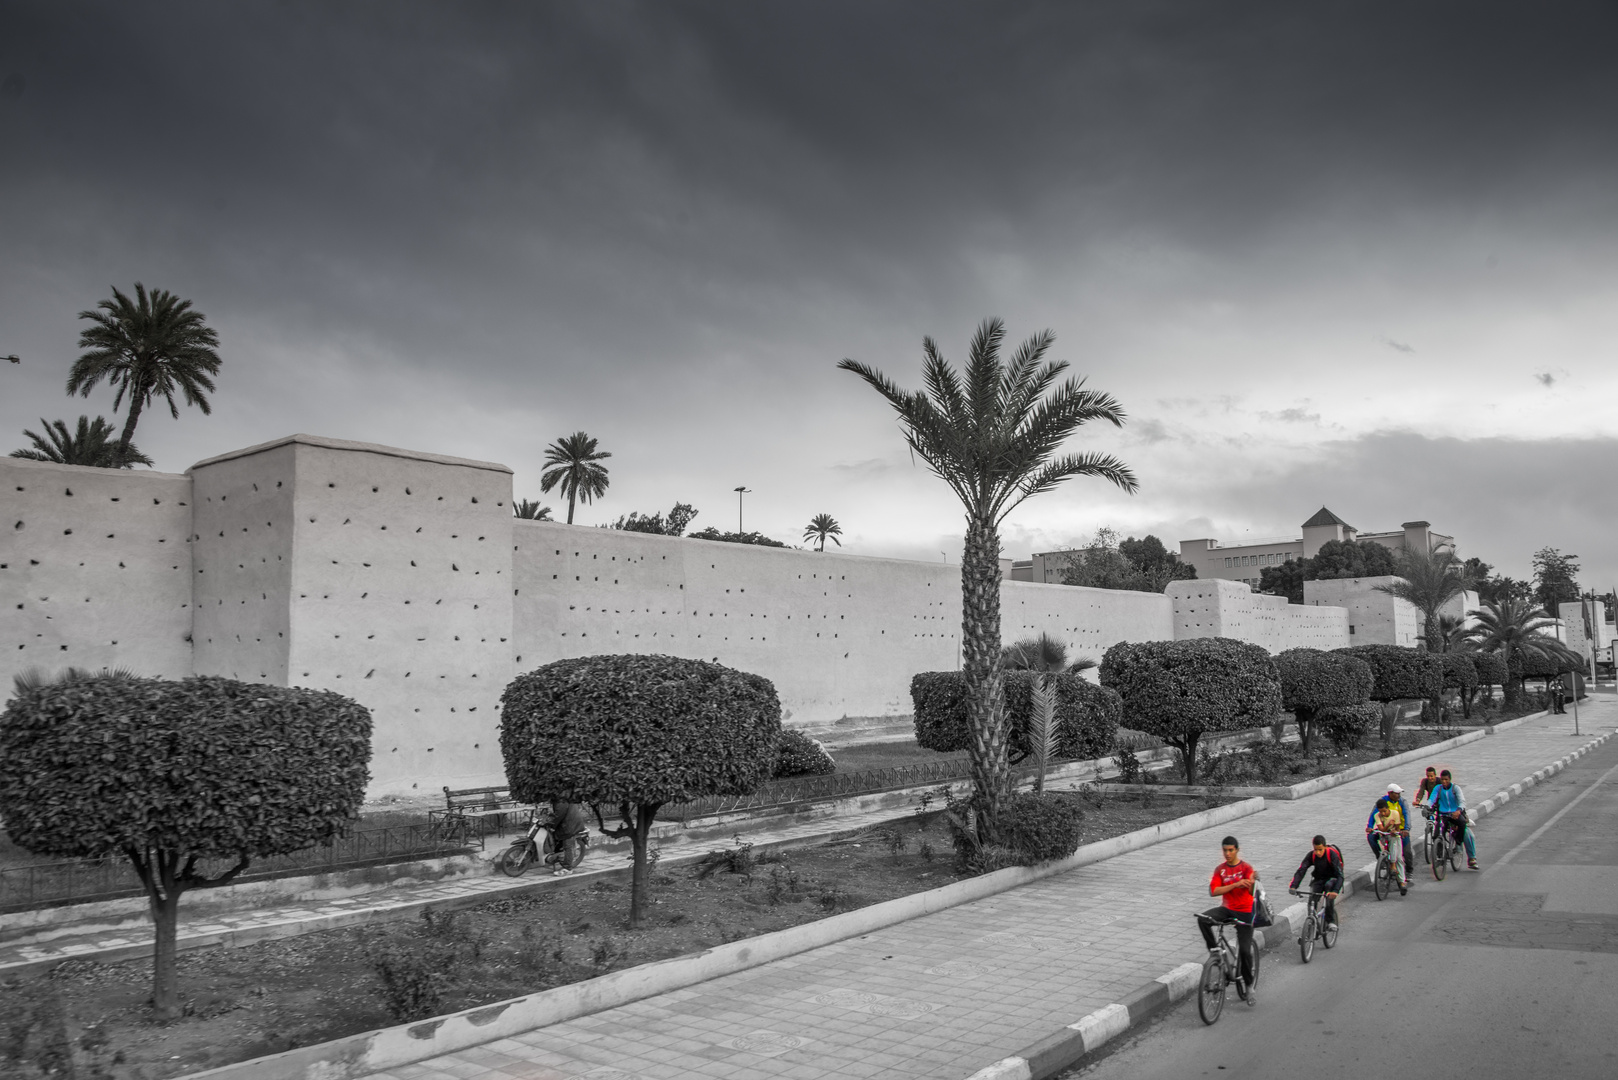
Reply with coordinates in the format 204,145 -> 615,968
1197,835 -> 1259,1005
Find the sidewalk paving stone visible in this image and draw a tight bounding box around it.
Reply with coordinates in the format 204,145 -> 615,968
362,703 -> 1614,1080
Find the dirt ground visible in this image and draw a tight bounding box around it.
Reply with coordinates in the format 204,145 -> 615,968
0,791 -> 1220,1080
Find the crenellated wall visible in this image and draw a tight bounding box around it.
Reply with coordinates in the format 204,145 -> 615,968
2,433 -> 1362,796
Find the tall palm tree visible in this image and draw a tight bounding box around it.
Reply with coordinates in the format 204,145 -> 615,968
840,318 -> 1135,837
512,499 -> 553,520
1464,596 -> 1561,707
538,432 -> 611,524
10,416 -> 153,468
803,513 -> 843,551
66,284 -> 222,459
1373,546 -> 1475,652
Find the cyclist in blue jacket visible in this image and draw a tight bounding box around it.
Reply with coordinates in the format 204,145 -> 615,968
1423,769 -> 1479,869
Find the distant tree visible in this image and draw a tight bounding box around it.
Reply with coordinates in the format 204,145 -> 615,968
840,319 -> 1136,840
1059,529 -> 1191,592
512,499 -> 553,520
1461,557 -> 1493,582
1476,574 -> 1534,606
1434,614 -> 1470,653
803,513 -> 843,551
66,284 -> 222,460
1259,558 -> 1308,604
10,415 -> 153,468
1117,534 -> 1198,590
610,502 -> 698,536
0,675 -> 370,1018
539,431 -> 611,524
1531,547 -> 1581,612
500,655 -> 780,927
687,526 -> 787,547
1310,538 -> 1400,579
1373,547 -> 1476,652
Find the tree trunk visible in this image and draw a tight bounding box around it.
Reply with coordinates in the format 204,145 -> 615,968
1462,689 -> 1472,720
566,485 -> 577,525
1178,734 -> 1200,785
141,849 -> 184,1020
1380,701 -> 1399,754
116,388 -> 146,459
626,803 -> 659,928
959,514 -> 1008,841
1295,708 -> 1314,755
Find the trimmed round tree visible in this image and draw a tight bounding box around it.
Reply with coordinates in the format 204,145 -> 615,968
1470,650 -> 1508,708
1100,638 -> 1282,785
1439,653 -> 1479,719
1335,644 -> 1443,746
0,675 -> 371,1018
500,654 -> 781,927
912,670 -> 1121,764
1273,648 -> 1374,753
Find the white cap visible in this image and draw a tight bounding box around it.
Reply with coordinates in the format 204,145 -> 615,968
1386,783 -> 1404,793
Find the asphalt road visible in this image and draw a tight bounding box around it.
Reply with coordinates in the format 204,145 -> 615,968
1065,729 -> 1618,1080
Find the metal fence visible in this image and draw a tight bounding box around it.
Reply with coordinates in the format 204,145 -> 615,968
0,823 -> 472,913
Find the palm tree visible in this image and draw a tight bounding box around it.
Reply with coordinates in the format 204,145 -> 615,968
66,284 -> 222,459
513,499 -> 553,520
538,432 -> 611,524
1464,596 -> 1561,707
803,513 -> 843,551
10,416 -> 153,468
1373,546 -> 1475,652
1002,633 -> 1096,674
839,318 -> 1135,837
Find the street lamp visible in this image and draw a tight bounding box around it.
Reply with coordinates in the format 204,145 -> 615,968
733,486 -> 751,533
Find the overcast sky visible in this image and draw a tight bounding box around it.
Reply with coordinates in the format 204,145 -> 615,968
3,1 -> 1616,588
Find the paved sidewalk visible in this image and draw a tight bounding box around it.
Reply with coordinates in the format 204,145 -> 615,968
361,703 -> 1616,1080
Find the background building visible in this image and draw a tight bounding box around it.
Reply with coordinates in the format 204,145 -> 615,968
1179,507 -> 1455,590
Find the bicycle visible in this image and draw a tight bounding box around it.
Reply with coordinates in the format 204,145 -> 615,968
1421,808 -> 1438,867
1371,830 -> 1407,900
1194,915 -> 1260,1024
1288,887 -> 1339,962
497,809 -> 589,877
1430,812 -> 1464,881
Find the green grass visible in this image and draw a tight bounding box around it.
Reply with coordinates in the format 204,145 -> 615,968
826,740 -> 962,773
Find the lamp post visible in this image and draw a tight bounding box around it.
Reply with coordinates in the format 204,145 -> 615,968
733,486 -> 751,533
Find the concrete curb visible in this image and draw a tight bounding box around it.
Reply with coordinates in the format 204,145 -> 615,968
1099,727 -> 1489,801
185,798 -> 1266,1080
963,723 -> 1618,1080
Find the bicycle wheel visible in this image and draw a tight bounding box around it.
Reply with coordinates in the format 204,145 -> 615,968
1321,914 -> 1339,949
1300,916 -> 1316,963
1449,841 -> 1463,872
1197,955 -> 1226,1025
1249,945 -> 1261,990
1374,855 -> 1390,900
1423,826 -> 1434,866
1432,835 -> 1448,880
497,841 -> 534,877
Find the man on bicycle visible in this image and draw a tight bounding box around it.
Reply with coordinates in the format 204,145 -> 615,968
1288,834 -> 1343,931
1424,769 -> 1479,869
1197,835 -> 1259,1005
1365,782 -> 1415,884
1414,766 -> 1441,808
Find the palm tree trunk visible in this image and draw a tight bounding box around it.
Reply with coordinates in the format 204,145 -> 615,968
117,390 -> 146,459
566,483 -> 577,525
960,514 -> 1008,841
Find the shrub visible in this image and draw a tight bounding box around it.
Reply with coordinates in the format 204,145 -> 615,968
1273,648 -> 1374,752
1471,651 -> 1508,688
773,728 -> 836,777
1439,653 -> 1478,692
911,671 -> 1121,762
1335,645 -> 1443,701
1100,638 -> 1282,785
500,654 -> 781,926
998,793 -> 1085,863
368,938 -> 454,1022
1316,703 -> 1380,751
0,675 -> 371,1018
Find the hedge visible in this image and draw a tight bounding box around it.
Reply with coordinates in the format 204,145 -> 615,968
1511,649 -> 1589,679
999,793 -> 1084,863
1335,644 -> 1443,701
1316,702 -> 1381,751
773,728 -> 836,778
1099,638 -> 1282,784
911,670 -> 1121,763
1471,651 -> 1508,688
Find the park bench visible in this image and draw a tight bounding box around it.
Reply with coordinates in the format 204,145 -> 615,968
429,785 -> 533,844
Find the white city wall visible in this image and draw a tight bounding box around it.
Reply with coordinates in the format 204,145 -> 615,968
3,434 -> 1355,796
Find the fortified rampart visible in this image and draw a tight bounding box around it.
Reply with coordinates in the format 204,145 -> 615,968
3,433 -> 1354,796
